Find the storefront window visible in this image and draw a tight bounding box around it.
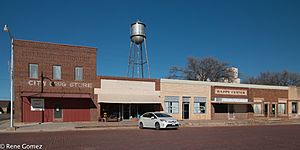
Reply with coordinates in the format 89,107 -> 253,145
194,97 -> 206,114
31,98 -> 44,111
165,96 -> 179,114
278,103 -> 286,114
53,65 -> 61,80
29,64 -> 38,79
253,103 -> 262,114
292,102 -> 298,114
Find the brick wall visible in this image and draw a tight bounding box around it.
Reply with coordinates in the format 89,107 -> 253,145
249,88 -> 288,102
13,39 -> 99,122
211,86 -> 288,102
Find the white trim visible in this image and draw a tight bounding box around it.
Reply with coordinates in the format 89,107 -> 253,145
30,98 -> 44,111
161,79 -> 289,90
213,98 -> 248,103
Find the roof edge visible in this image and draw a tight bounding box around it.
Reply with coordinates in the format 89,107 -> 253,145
14,39 -> 97,49
161,78 -> 289,90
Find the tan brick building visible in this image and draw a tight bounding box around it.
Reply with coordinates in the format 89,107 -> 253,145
160,79 -> 211,120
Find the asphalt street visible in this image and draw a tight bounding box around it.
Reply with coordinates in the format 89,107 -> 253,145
1,125 -> 300,150
0,114 -> 9,122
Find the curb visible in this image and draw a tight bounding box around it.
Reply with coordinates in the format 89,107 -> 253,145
1,121 -> 300,133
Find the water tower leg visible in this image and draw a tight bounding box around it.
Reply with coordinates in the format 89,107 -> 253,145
132,44 -> 137,78
127,41 -> 133,77
144,38 -> 150,78
140,44 -> 144,78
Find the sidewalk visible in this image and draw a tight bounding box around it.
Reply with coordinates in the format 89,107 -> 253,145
1,118 -> 300,133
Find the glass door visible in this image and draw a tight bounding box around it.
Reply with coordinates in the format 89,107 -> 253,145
54,103 -> 62,120
182,102 -> 189,119
264,103 -> 269,117
292,102 -> 298,114
271,103 -> 276,117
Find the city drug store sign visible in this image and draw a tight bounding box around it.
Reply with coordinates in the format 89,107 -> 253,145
27,80 -> 93,88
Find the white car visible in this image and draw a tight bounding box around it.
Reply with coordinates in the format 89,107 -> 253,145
139,112 -> 180,130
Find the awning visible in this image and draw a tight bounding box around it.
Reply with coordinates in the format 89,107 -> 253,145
20,92 -> 92,99
211,101 -> 254,104
98,93 -> 160,104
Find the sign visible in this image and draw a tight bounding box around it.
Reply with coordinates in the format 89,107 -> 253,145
31,98 -> 44,111
215,89 -> 247,96
27,80 -> 93,88
214,98 -> 248,103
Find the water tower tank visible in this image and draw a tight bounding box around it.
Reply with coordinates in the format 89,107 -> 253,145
130,21 -> 146,44
230,67 -> 239,78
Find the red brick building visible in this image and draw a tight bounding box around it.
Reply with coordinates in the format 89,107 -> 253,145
211,84 -> 288,120
14,40 -> 99,122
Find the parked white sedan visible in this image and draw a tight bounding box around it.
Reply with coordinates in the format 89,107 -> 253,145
139,112 -> 180,130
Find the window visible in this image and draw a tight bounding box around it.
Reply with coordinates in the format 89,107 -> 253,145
142,113 -> 151,118
29,64 -> 38,79
194,97 -> 206,114
53,65 -> 61,80
75,67 -> 83,81
165,96 -> 179,114
292,102 -> 298,114
278,103 -> 286,115
149,113 -> 156,119
31,98 -> 44,111
253,103 -> 262,114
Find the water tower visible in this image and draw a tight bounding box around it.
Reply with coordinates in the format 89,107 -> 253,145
127,20 -> 150,78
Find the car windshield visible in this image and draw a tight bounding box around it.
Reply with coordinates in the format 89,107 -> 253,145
154,113 -> 172,117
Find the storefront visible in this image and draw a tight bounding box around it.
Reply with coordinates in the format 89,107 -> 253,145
95,77 -> 162,121
250,88 -> 288,118
160,79 -> 211,120
211,87 -> 253,120
288,86 -> 300,118
21,93 -> 96,122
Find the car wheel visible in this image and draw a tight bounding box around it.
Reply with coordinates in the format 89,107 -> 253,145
139,122 -> 144,129
155,122 -> 160,130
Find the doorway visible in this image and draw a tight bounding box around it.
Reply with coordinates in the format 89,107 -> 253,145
182,102 -> 189,119
264,103 -> 269,117
54,103 -> 62,120
123,104 -> 130,119
228,104 -> 235,119
292,102 -> 298,114
271,103 -> 276,117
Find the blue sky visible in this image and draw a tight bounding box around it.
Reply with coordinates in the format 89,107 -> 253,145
0,0 -> 300,100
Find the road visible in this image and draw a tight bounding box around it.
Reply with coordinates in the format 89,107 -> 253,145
1,125 -> 300,150
0,114 -> 10,122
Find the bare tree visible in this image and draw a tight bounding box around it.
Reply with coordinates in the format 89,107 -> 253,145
243,71 -> 300,86
168,57 -> 235,82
